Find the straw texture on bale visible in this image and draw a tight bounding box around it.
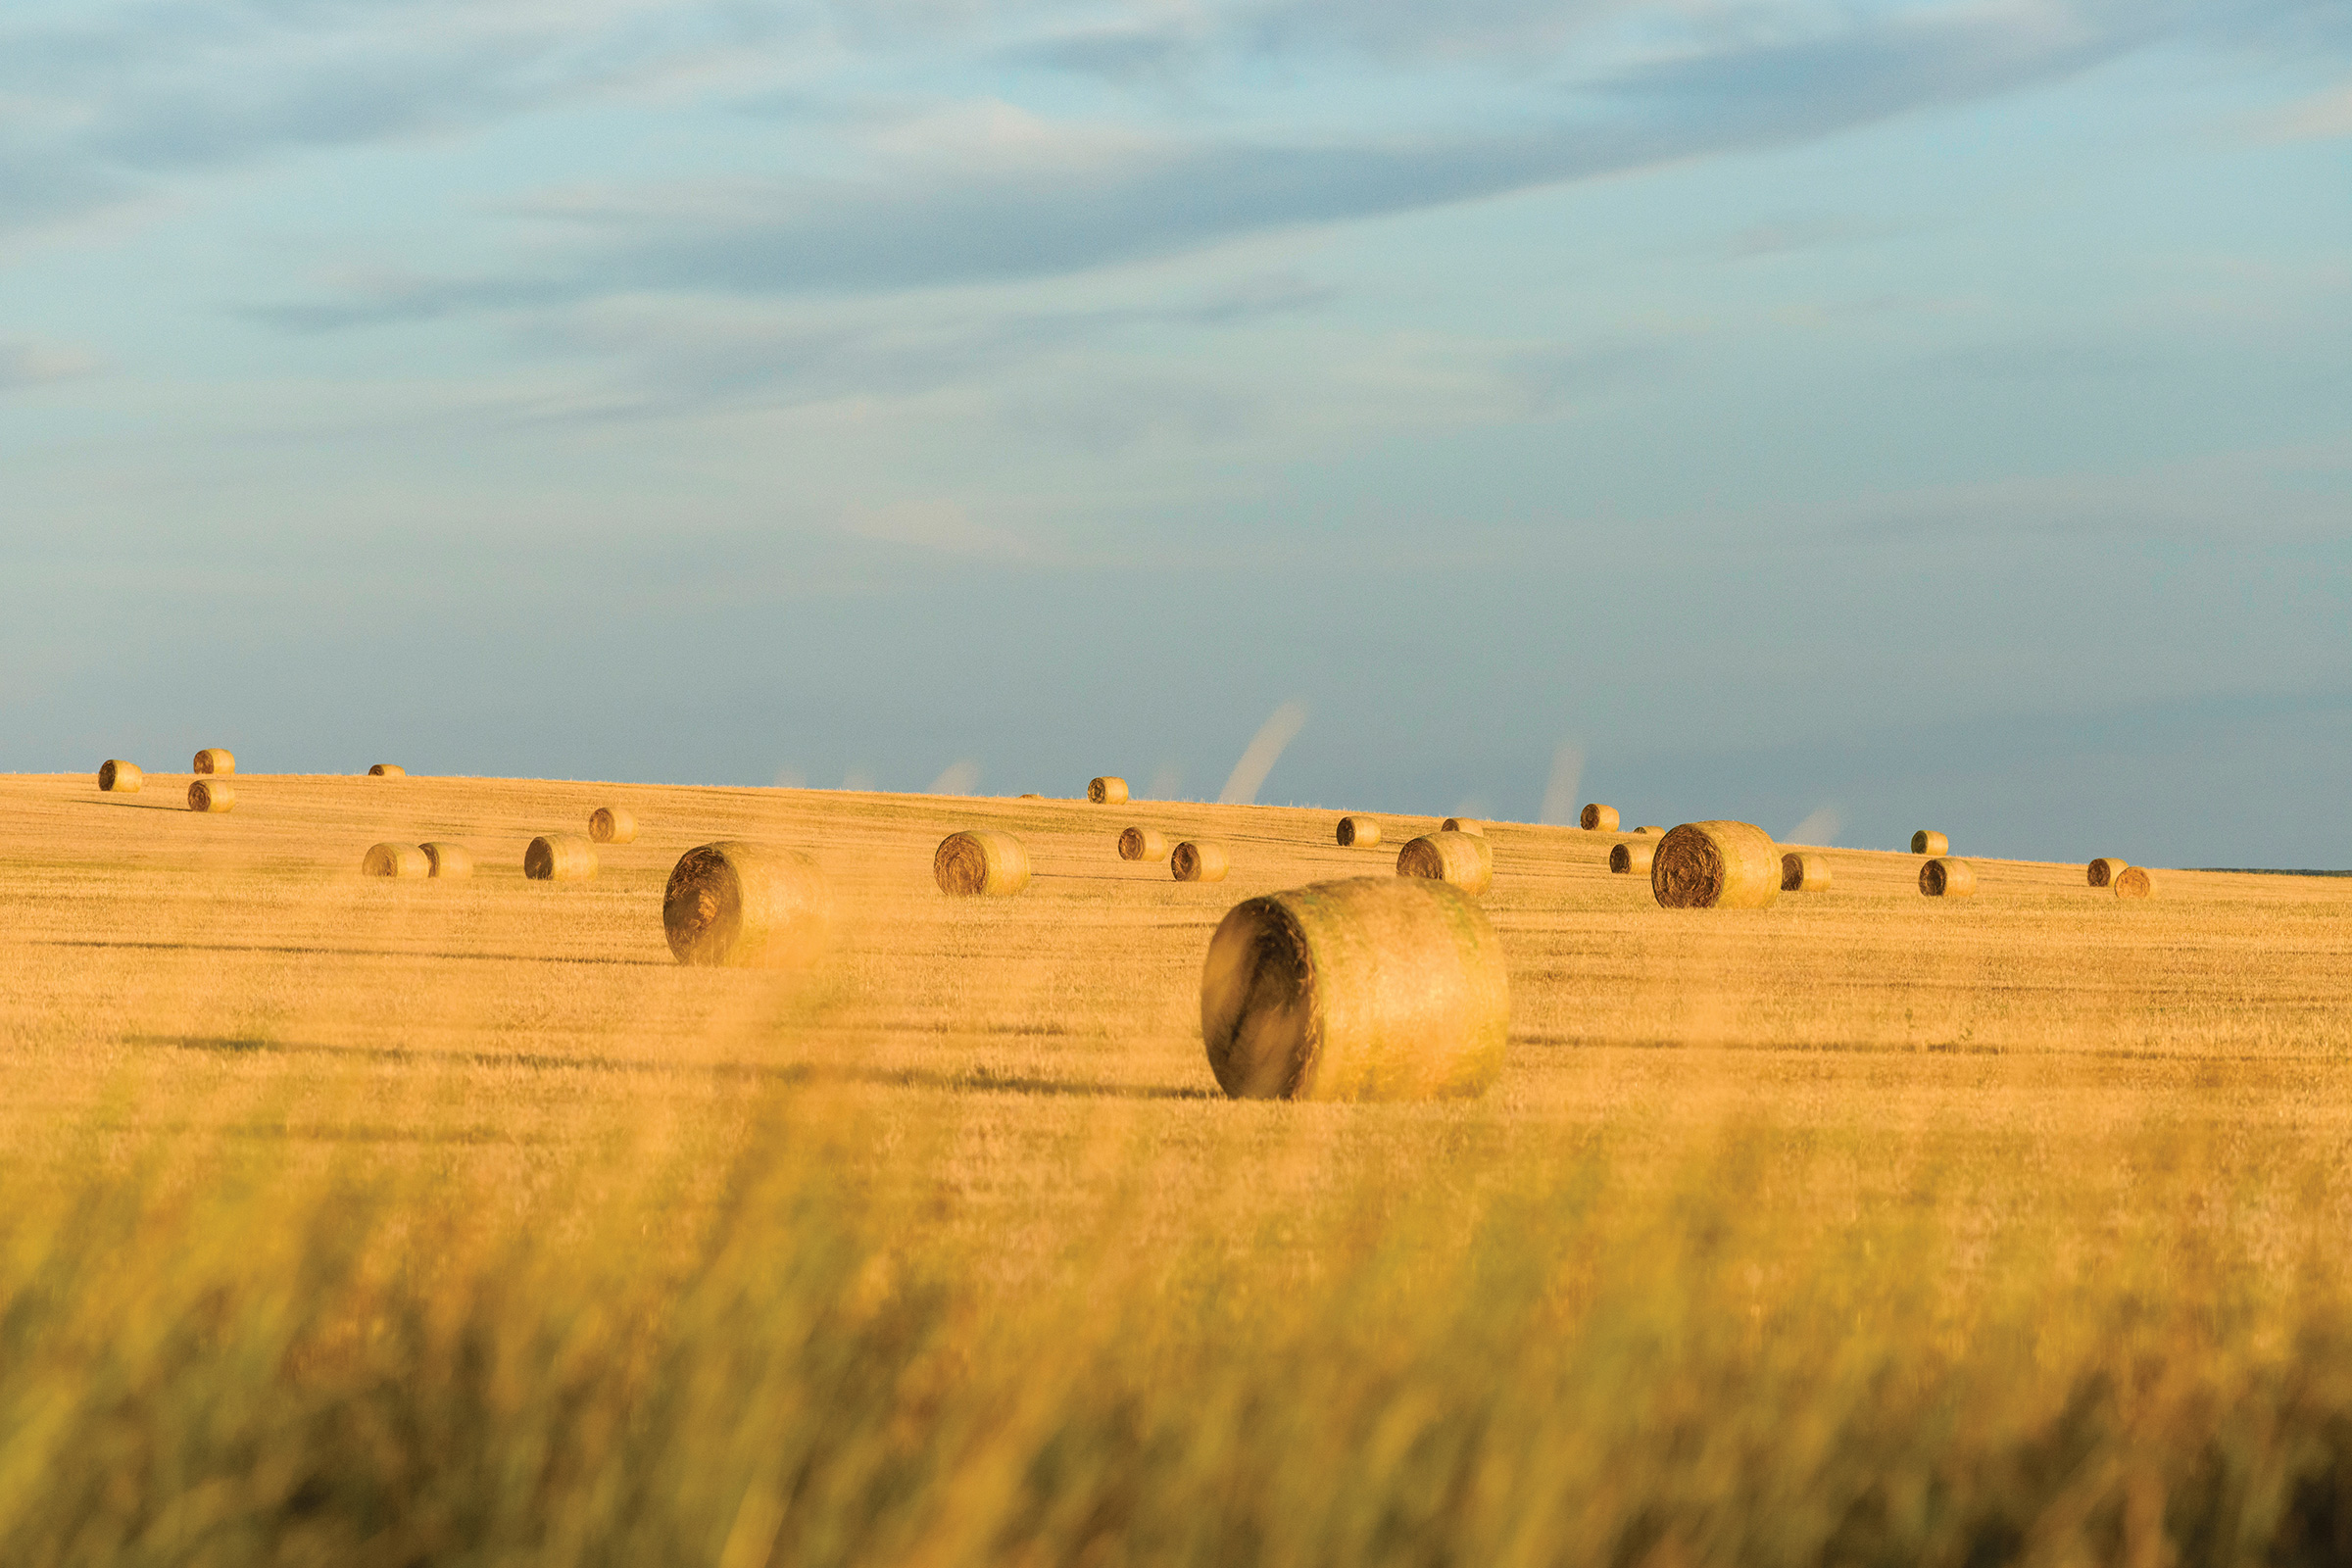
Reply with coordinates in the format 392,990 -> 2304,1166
1580,804 -> 1619,832
1441,818 -> 1484,836
1781,852 -> 1832,893
361,843 -> 429,879
1920,858 -> 1976,899
1200,876 -> 1509,1102
1396,831 -> 1494,896
2086,857 -> 2130,888
186,780 -> 234,814
420,843 -> 473,879
193,749 -> 235,776
524,834 -> 597,882
1172,841 -> 1231,884
588,807 -> 637,845
368,763 -> 405,778
1650,821 -> 1779,909
663,841 -> 831,967
97,760 -> 141,793
1336,815 -> 1383,848
934,831 -> 1030,897
1608,841 -> 1656,876
1117,826 -> 1167,861
1088,777 -> 1130,805
2114,865 -> 2154,900
1911,830 -> 1949,856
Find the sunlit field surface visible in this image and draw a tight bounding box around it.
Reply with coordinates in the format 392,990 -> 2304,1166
4,770 -> 2351,1565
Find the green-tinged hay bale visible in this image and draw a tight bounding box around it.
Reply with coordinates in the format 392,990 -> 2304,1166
1117,826 -> 1167,861
2086,857 -> 2130,888
663,841 -> 830,967
361,843 -> 429,879
1396,831 -> 1494,896
1609,840 -> 1655,876
1911,829 -> 1949,856
419,843 -> 473,879
368,763 -> 404,777
588,807 -> 637,844
193,748 -> 235,776
1441,818 -> 1484,836
186,779 -> 234,813
1781,852 -> 1832,893
1088,776 -> 1129,805
1336,815 -> 1382,848
1200,876 -> 1509,1101
1651,821 -> 1779,909
1636,825 -> 1664,836
1173,841 -> 1231,883
1920,857 -> 1976,899
96,760 -> 141,793
934,831 -> 1030,896
2114,865 -> 2153,900
1580,803 -> 1619,832
524,834 -> 597,882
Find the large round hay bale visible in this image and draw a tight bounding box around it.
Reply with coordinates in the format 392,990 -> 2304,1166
1781,852 -> 1832,892
1608,840 -> 1655,876
2113,865 -> 2153,900
187,779 -> 234,813
2086,857 -> 2129,888
1920,858 -> 1976,899
1650,821 -> 1778,909
1396,830 -> 1494,895
588,806 -> 637,844
1088,776 -> 1129,805
935,830 -> 1030,896
193,748 -> 235,776
663,841 -> 831,967
1173,841 -> 1231,883
1441,817 -> 1484,836
1911,829 -> 1948,856
361,842 -> 429,879
1200,876 -> 1508,1101
368,763 -> 405,778
420,842 -> 473,879
1336,814 -> 1382,848
1580,804 -> 1619,832
1118,826 -> 1167,861
97,760 -> 142,793
525,834 -> 597,881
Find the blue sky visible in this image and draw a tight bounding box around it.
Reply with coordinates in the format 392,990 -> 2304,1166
3,0 -> 2347,864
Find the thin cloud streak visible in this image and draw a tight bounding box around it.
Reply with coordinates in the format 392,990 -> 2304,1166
1219,702 -> 1307,805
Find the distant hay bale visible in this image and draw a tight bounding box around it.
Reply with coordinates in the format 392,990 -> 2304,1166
193,748 -> 235,776
1088,777 -> 1130,805
1580,804 -> 1619,832
1200,876 -> 1508,1101
186,779 -> 234,814
1396,831 -> 1494,896
1019,793 -> 1044,799
588,807 -> 637,844
368,763 -> 405,778
1172,841 -> 1231,883
1118,826 -> 1167,861
1336,814 -> 1383,848
2086,857 -> 2129,888
524,834 -> 597,881
1650,821 -> 1778,909
1911,830 -> 1948,856
1920,858 -> 1976,899
1781,852 -> 1832,893
1441,818 -> 1484,836
1608,840 -> 1656,876
420,843 -> 473,879
97,760 -> 141,793
361,842 -> 429,879
934,830 -> 1030,896
663,841 -> 831,967
2113,865 -> 2153,900
1635,825 -> 1664,836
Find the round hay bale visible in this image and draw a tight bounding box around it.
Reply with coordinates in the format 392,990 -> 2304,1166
1650,821 -> 1778,909
187,779 -> 234,813
934,830 -> 1030,896
524,834 -> 597,881
1911,830 -> 1948,856
1117,826 -> 1167,861
1336,814 -> 1383,848
361,842 -> 429,879
1608,840 -> 1656,876
2113,865 -> 2153,900
1580,804 -> 1619,832
1088,776 -> 1130,805
1441,818 -> 1484,836
1200,876 -> 1508,1101
368,763 -> 405,778
1781,852 -> 1832,893
193,748 -> 235,776
1173,841 -> 1231,883
2086,857 -> 2129,888
97,760 -> 142,793
1396,830 -> 1494,896
1018,793 -> 1044,799
1920,857 -> 1976,899
588,806 -> 637,844
420,843 -> 473,879
1635,825 -> 1664,836
663,841 -> 831,967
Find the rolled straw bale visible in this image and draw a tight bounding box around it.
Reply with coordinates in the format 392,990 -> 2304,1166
2086,857 -> 2129,888
193,748 -> 235,776
97,760 -> 142,793
186,779 -> 234,813
1441,818 -> 1485,836
1650,821 -> 1779,909
1118,826 -> 1167,861
420,843 -> 473,879
588,806 -> 637,844
1173,841 -> 1231,883
1396,831 -> 1494,896
934,830 -> 1030,896
1200,876 -> 1508,1101
1336,814 -> 1383,848
1088,776 -> 1130,805
1911,830 -> 1948,856
2113,865 -> 2153,900
663,841 -> 830,967
1019,793 -> 1044,799
1919,858 -> 1976,899
1608,840 -> 1656,876
368,763 -> 405,778
361,842 -> 429,879
1781,852 -> 1832,893
524,834 -> 597,882
1636,825 -> 1664,836
1580,804 -> 1619,832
